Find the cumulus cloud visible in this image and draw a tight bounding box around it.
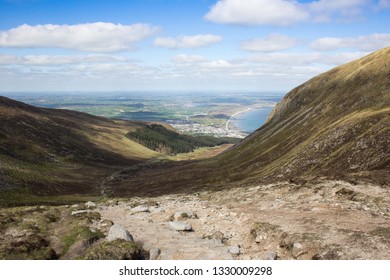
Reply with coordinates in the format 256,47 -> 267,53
0,22 -> 159,52
205,0 -> 385,26
204,0 -> 309,26
154,34 -> 222,49
241,34 -> 297,52
310,33 -> 390,51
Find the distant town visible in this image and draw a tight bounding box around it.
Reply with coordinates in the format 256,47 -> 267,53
170,122 -> 247,138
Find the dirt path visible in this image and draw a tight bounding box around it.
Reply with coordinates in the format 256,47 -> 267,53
97,180 -> 390,260
99,195 -> 235,260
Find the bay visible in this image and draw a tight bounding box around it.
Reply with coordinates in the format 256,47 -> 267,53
232,107 -> 274,134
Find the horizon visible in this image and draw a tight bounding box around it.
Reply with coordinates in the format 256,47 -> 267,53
1,0 -> 390,93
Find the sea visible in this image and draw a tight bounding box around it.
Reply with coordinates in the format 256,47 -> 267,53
232,106 -> 275,134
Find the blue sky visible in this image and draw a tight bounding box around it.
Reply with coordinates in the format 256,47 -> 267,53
1,0 -> 390,93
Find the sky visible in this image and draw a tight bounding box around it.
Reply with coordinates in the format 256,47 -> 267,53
0,0 -> 390,93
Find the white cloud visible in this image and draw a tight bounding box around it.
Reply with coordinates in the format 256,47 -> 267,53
246,51 -> 368,66
168,52 -> 342,86
172,54 -> 237,71
0,50 -> 370,92
204,0 -> 309,26
0,54 -> 20,65
241,34 -> 297,52
311,33 -> 390,51
0,54 -> 131,65
154,34 -> 222,49
171,54 -> 206,64
0,22 -> 159,52
205,0 -> 385,26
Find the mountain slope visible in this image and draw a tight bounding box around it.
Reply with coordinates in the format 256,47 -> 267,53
212,46 -> 390,184
0,96 -> 160,200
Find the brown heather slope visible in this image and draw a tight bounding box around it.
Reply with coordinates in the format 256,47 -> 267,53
111,46 -> 390,197
0,96 -> 159,201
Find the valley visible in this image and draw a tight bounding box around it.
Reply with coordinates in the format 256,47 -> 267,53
0,47 -> 389,260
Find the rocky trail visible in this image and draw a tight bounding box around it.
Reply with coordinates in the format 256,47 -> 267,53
95,180 -> 390,260
1,179 -> 389,260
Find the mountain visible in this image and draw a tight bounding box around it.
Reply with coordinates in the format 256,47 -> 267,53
213,46 -> 390,185
0,96 -> 160,203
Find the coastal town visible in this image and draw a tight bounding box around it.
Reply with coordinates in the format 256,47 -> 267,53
169,105 -> 275,139
170,121 -> 248,139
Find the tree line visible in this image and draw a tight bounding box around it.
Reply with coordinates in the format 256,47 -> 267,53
126,124 -> 240,155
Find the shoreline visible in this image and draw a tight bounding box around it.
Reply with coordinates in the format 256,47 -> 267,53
225,107 -> 253,138
225,107 -> 252,131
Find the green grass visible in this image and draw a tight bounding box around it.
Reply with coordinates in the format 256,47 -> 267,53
62,226 -> 104,255
0,190 -> 102,207
0,204 -> 108,259
83,239 -> 144,260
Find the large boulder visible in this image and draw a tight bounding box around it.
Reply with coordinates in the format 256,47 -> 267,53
85,201 -> 96,209
107,224 -> 134,242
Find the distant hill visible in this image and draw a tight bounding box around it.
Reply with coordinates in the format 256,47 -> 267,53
212,46 -> 390,185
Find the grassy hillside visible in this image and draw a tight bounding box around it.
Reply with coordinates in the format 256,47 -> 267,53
0,96 -> 160,204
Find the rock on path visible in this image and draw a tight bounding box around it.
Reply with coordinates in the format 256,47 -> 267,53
98,203 -> 233,260
169,221 -> 192,231
107,224 -> 134,242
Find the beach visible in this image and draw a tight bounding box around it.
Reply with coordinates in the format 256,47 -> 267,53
226,106 -> 274,137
